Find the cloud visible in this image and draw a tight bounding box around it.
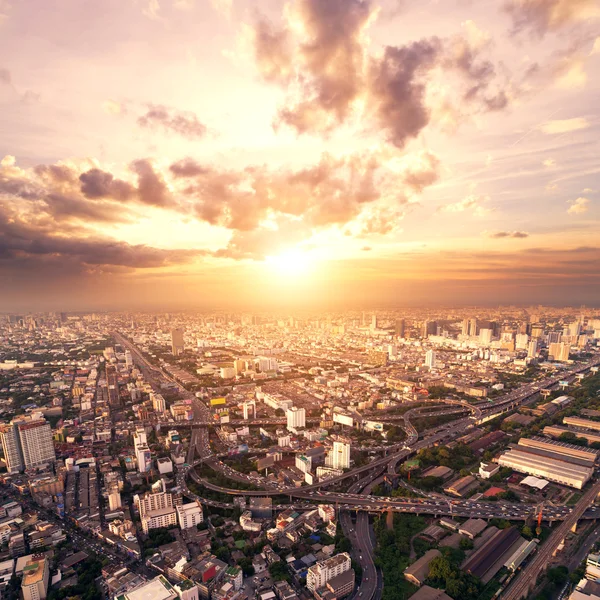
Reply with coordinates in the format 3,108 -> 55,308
361,246 -> 372,251
137,104 -> 208,139
169,158 -> 210,178
79,168 -> 136,201
130,159 -> 173,207
251,18 -> 293,83
356,207 -> 405,236
504,0 -> 600,37
0,202 -> 201,271
539,117 -> 589,134
439,194 -> 491,215
250,2 -> 511,143
567,196 -> 590,214
542,158 -> 556,167
488,231 -> 529,238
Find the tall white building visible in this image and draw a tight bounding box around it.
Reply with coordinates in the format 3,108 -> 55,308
177,501 -> 203,529
331,439 -> 351,470
424,350 -> 436,369
527,340 -> 539,358
152,393 -> 166,414
287,407 -> 306,430
125,350 -> 133,368
515,333 -> 529,350
108,491 -> 122,511
307,553 -> 351,592
171,329 -> 185,356
21,557 -> 49,600
242,401 -> 256,420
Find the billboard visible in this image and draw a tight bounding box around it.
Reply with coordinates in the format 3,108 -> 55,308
333,412 -> 354,427
256,455 -> 275,470
364,420 -> 384,432
211,397 -> 226,406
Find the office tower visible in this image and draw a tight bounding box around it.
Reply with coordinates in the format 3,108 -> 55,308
125,350 -> 133,368
287,407 -> 306,430
569,322 -> 581,338
468,318 -> 478,336
362,312 -> 366,327
422,320 -> 437,338
332,439 -> 351,470
461,319 -> 470,336
171,328 -> 184,356
395,319 -> 405,338
527,340 -> 538,358
549,342 -> 570,362
106,365 -> 120,407
479,328 -> 493,345
424,350 -> 436,368
21,557 -> 49,600
371,314 -> 377,330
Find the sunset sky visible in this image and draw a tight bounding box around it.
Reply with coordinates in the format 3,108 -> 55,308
1,0 -> 599,311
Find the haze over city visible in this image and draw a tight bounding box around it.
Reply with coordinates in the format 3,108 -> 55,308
1,0 -> 599,311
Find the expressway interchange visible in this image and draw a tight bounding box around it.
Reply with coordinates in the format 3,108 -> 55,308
116,332 -> 600,600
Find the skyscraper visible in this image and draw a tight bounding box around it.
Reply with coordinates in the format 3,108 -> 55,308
395,319 -> 405,338
424,350 -> 436,368
549,342 -> 570,362
171,328 -> 184,356
106,365 -> 120,407
468,318 -> 478,337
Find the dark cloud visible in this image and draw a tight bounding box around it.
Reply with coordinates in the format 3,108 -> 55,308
258,0 -> 377,133
489,231 -> 530,238
0,203 -> 201,270
504,0 -> 599,36
43,193 -> 130,224
169,159 -> 210,178
79,168 -> 136,201
34,164 -> 77,184
137,104 -> 208,139
130,159 -> 172,207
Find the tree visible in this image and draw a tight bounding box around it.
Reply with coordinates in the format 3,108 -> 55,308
521,525 -> 533,539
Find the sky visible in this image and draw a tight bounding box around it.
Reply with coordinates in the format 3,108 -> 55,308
1,0 -> 599,311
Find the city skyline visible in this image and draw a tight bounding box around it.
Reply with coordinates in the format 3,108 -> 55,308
1,0 -> 599,310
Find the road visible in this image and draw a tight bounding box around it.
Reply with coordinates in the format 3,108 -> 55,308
501,480 -> 600,600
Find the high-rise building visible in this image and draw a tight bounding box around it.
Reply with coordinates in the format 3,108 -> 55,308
395,319 -> 405,338
108,491 -> 122,511
125,350 -> 133,368
479,328 -> 493,345
569,322 -> 582,338
371,314 -> 378,330
424,350 -> 436,369
287,407 -> 306,430
422,320 -> 437,338
171,328 -> 185,356
331,439 -> 351,470
515,333 -> 529,350
106,365 -> 120,407
549,342 -> 571,362
307,553 -> 352,593
21,556 -> 49,600
527,340 -> 539,358
0,418 -> 56,473
242,401 -> 256,420
461,319 -> 470,336
139,489 -> 177,533
151,393 -> 166,414
468,318 -> 478,337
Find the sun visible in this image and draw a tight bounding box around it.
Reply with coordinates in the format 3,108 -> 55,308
266,250 -> 312,276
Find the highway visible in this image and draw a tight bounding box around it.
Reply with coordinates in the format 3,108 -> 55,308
501,480 -> 600,600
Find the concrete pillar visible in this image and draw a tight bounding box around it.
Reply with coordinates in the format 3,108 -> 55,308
571,521 -> 578,534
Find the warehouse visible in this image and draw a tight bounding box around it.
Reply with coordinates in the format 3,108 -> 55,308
513,438 -> 597,468
462,527 -> 522,582
544,425 -> 600,445
518,437 -> 598,465
404,550 -> 441,587
564,417 -> 600,432
498,448 -> 593,489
